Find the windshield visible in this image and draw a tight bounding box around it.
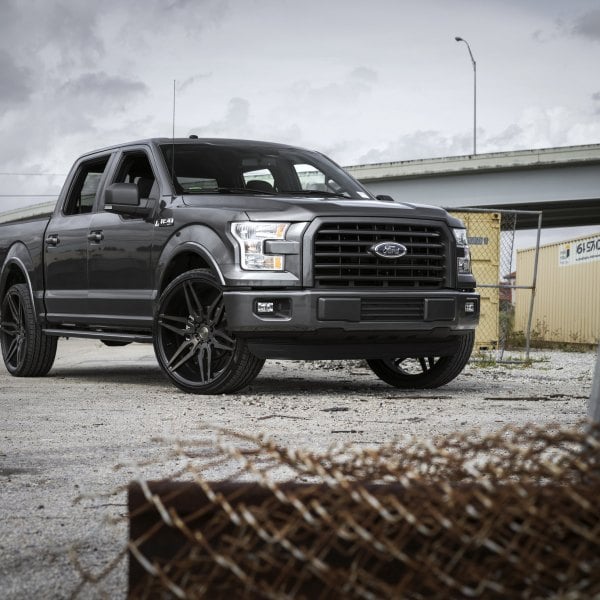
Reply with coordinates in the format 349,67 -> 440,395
160,143 -> 373,200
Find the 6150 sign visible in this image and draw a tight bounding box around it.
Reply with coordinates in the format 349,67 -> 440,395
559,234 -> 600,266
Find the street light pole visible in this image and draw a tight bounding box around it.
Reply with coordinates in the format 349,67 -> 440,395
455,36 -> 477,155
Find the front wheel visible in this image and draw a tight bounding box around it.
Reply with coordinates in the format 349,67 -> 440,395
153,270 -> 264,394
367,331 -> 475,389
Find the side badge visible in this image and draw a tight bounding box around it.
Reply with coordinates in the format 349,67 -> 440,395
155,217 -> 174,228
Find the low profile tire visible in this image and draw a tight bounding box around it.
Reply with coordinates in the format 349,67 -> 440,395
1,283 -> 57,377
367,331 -> 475,389
153,269 -> 264,394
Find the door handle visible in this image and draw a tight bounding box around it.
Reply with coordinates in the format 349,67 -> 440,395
45,234 -> 60,247
87,231 -> 104,243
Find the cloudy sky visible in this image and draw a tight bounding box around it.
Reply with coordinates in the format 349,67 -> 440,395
1,0 -> 600,240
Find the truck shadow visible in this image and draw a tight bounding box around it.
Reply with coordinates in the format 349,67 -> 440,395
45,366 -> 475,396
46,367 -> 387,394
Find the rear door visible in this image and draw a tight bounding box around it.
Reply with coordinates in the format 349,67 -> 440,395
44,154 -> 112,324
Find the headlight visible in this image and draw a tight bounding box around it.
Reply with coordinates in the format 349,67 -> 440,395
452,227 -> 472,274
231,222 -> 289,271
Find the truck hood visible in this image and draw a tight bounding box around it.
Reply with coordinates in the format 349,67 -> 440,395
182,194 -> 454,224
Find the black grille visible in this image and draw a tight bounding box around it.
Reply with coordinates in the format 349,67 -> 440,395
313,222 -> 447,288
360,298 -> 425,321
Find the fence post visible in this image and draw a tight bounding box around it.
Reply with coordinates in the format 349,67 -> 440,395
588,343 -> 600,424
524,213 -> 543,361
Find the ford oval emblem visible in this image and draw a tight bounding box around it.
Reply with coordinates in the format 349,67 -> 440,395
369,241 -> 407,259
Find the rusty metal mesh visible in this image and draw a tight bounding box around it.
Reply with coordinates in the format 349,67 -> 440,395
79,423 -> 600,599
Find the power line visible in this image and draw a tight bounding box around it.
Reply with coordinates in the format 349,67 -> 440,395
0,172 -> 67,177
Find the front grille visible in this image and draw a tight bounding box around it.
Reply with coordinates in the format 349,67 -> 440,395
313,222 -> 447,288
360,298 -> 425,321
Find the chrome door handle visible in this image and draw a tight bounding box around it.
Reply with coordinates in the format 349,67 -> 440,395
87,231 -> 104,243
45,234 -> 60,246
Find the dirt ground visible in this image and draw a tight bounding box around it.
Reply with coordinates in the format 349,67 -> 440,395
0,339 -> 596,598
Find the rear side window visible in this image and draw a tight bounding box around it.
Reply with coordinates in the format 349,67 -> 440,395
63,156 -> 110,215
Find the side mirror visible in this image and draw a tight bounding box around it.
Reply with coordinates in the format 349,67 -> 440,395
105,183 -> 153,217
376,194 -> 394,202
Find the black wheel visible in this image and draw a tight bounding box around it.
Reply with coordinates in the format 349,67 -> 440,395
1,283 -> 57,377
367,331 -> 475,389
153,270 -> 264,394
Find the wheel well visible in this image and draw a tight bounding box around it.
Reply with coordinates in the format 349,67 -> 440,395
1,264 -> 27,300
160,252 -> 212,294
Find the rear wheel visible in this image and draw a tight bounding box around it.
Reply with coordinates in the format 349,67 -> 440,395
154,270 -> 264,394
1,283 -> 57,376
367,331 -> 475,389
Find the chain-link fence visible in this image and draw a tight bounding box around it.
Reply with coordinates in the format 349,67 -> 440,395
74,423 -> 600,598
450,209 -> 542,359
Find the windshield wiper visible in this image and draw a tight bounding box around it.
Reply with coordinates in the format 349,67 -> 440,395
185,187 -> 279,196
280,190 -> 351,199
219,187 -> 279,195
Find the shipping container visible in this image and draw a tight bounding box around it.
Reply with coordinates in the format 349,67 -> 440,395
451,211 -> 501,350
515,232 -> 600,344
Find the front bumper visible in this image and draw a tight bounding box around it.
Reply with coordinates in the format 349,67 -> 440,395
224,289 -> 479,332
223,289 -> 478,359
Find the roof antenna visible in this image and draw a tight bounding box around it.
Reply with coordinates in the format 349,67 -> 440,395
171,79 -> 177,197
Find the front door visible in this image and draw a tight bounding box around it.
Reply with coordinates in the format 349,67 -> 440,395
86,149 -> 158,329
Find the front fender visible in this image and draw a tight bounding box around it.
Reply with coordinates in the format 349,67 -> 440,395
155,225 -> 233,293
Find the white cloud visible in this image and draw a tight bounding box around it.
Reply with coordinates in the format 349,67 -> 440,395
0,0 -> 599,200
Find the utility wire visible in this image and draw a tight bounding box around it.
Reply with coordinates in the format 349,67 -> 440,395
0,172 -> 67,177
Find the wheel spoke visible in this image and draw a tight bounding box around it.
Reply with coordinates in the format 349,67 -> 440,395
198,344 -> 212,383
0,320 -> 18,335
167,339 -> 197,372
206,293 -> 224,323
211,302 -> 225,327
183,281 -> 203,318
7,293 -> 20,322
418,357 -> 428,372
213,330 -> 235,352
5,337 -> 19,363
159,314 -> 189,337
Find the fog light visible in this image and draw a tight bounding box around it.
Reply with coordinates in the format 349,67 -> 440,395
256,301 -> 275,314
464,301 -> 476,314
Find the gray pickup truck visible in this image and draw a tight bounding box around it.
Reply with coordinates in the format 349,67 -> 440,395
0,138 -> 479,393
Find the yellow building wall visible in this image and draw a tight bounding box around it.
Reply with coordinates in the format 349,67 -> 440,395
515,233 -> 600,344
451,211 -> 501,350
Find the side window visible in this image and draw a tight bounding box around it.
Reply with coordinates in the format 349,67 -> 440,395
294,163 -> 328,192
243,168 -> 276,191
106,151 -> 158,211
63,157 -> 110,215
294,163 -> 347,195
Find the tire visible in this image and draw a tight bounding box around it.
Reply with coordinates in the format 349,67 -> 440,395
153,269 -> 265,394
367,331 -> 475,389
1,283 -> 57,377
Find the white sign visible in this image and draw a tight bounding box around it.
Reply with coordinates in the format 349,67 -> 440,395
559,234 -> 600,267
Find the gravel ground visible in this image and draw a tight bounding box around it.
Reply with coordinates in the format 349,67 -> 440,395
0,339 -> 597,598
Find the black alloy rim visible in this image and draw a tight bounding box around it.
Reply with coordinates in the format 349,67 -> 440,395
386,356 -> 440,376
157,280 -> 236,386
1,289 -> 26,370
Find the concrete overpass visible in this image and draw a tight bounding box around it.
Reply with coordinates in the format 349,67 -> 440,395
346,144 -> 600,229
2,144 -> 599,230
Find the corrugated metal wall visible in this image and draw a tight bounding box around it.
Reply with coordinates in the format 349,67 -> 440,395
515,233 -> 600,344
